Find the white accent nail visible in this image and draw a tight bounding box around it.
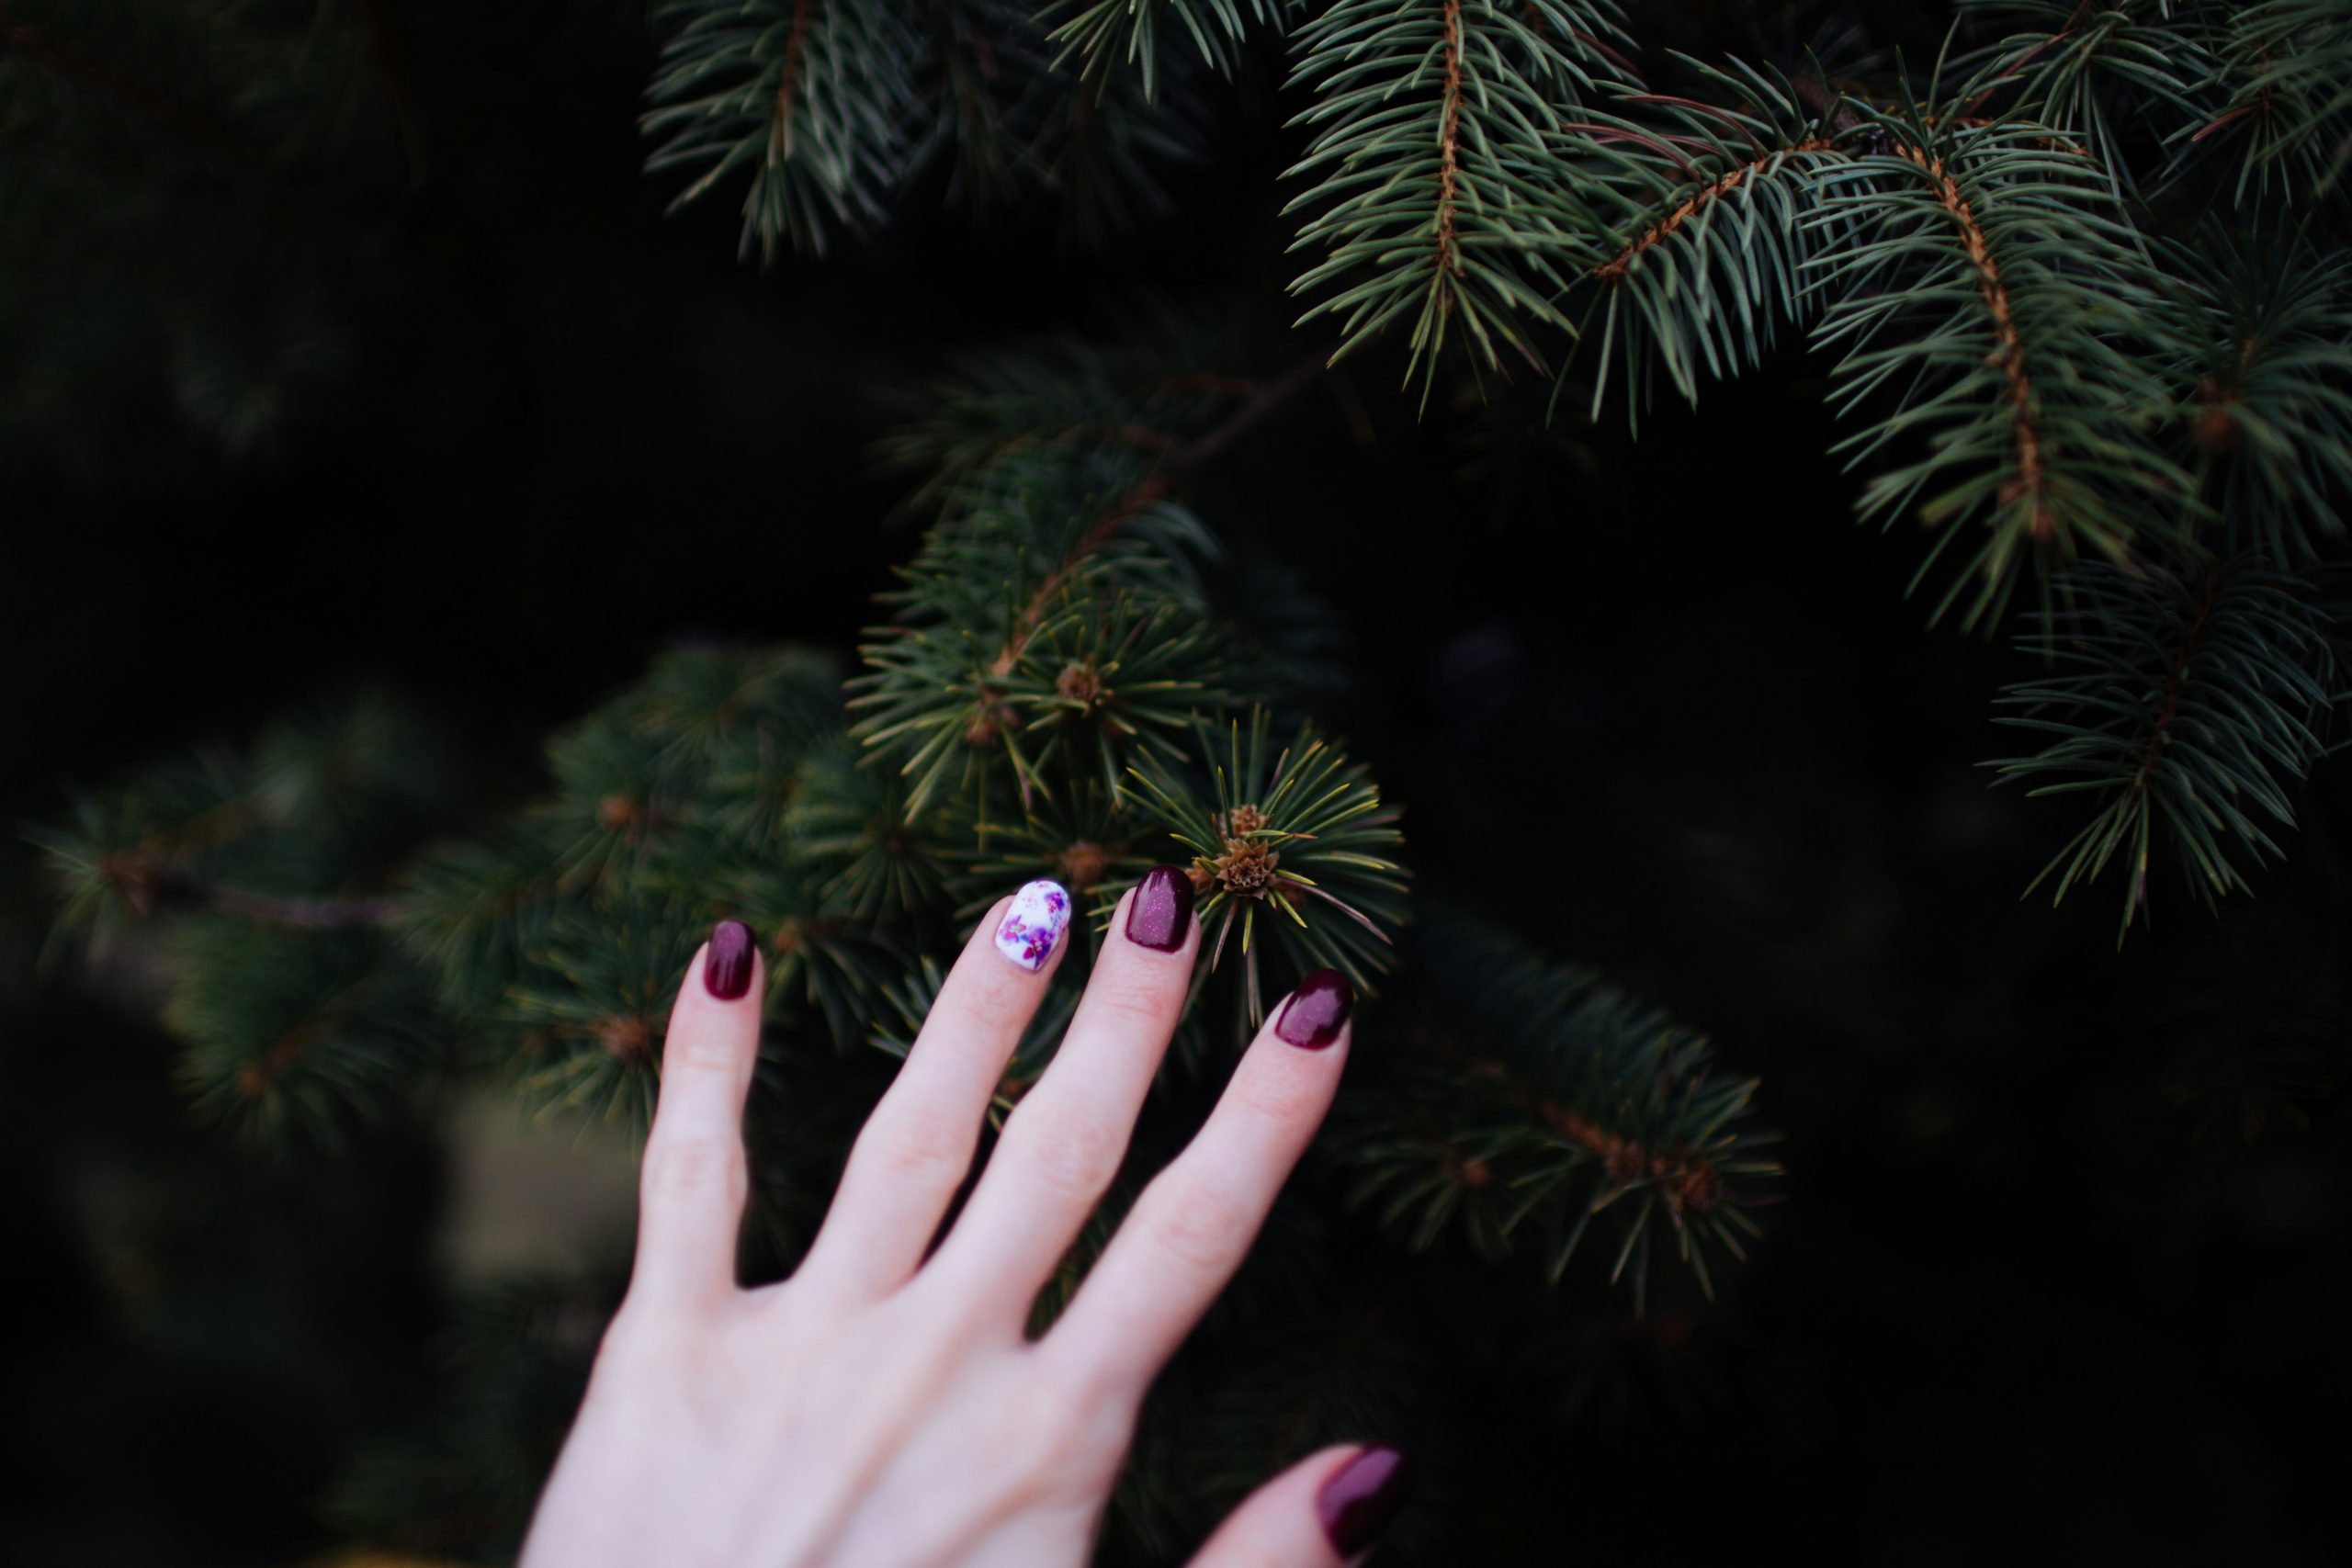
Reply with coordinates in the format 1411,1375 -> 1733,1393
993,880 -> 1071,972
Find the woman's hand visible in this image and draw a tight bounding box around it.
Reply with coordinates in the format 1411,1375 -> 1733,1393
518,869 -> 1411,1568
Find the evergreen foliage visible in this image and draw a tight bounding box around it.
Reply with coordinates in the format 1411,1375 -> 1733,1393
624,0 -> 2352,932
17,0 -> 2348,925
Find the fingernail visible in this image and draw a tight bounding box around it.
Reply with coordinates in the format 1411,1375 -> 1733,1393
1125,864 -> 1194,952
704,919 -> 755,1000
1274,968 -> 1352,1049
993,879 -> 1070,972
1317,1445 -> 1412,1556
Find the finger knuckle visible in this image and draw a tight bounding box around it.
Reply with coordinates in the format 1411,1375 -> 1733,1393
640,1137 -> 742,1206
956,962 -> 1035,1033
1081,982 -> 1168,1036
860,1100 -> 974,1186
1229,1059 -> 1326,1130
1144,1183 -> 1256,1274
1011,1102 -> 1124,1201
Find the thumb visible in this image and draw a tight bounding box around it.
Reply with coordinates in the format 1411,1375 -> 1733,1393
1186,1444 -> 1414,1568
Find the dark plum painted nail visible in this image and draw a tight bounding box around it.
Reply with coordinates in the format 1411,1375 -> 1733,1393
1125,865 -> 1195,953
704,919 -> 755,1001
1274,968 -> 1352,1050
1317,1445 -> 1412,1556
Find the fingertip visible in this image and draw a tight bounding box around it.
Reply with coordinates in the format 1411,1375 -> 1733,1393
1315,1444 -> 1413,1558
1184,1440 -> 1410,1568
702,919 -> 758,1001
1122,863 -> 1198,954
990,878 -> 1074,974
1272,967 -> 1354,1051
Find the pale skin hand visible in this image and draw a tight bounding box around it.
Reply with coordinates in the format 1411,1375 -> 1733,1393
518,876 -> 1409,1568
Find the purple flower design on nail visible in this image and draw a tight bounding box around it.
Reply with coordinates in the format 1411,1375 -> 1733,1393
994,879 -> 1070,972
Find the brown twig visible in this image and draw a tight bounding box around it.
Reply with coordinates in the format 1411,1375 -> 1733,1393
1166,355 -> 1328,474
1422,1033 -> 1725,1218
101,849 -> 399,930
2132,567 -> 2222,799
1961,0 -> 2098,117
1432,0 -> 1466,309
1890,141 -> 2052,540
1590,138 -> 1841,281
771,0 -> 817,153
981,354 -> 1331,677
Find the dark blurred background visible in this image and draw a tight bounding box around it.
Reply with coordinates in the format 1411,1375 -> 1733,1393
5,3 -> 2347,1564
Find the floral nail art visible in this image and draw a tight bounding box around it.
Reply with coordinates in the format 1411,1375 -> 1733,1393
994,879 -> 1071,972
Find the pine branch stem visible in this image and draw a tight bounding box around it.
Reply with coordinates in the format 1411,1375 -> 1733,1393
1591,138 -> 1841,281
771,0 -> 817,154
1423,1032 -> 1724,1215
2132,566 -> 2222,797
1960,0 -> 2097,117
984,354 -> 1329,676
1893,141 -> 2052,540
152,871 -> 399,930
1166,355 -> 1328,474
1431,0 -> 1465,308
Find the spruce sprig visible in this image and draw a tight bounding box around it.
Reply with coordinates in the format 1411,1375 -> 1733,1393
2179,0 -> 2352,203
1127,708 -> 1407,1028
848,447 -> 1224,814
1952,0 -> 2211,196
1990,556 -> 2344,940
1329,917 -> 1778,1312
2164,231 -> 2352,563
1283,0 -> 1627,404
1812,104 -> 2193,626
1041,0 -> 1276,102
1564,57 -> 1858,422
643,0 -> 918,261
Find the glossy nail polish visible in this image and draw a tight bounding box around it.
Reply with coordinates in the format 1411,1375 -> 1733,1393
1274,967 -> 1352,1049
1317,1445 -> 1413,1556
1125,865 -> 1194,952
704,919 -> 755,1001
994,879 -> 1071,972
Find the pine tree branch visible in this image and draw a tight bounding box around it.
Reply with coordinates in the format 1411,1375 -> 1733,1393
101,852 -> 401,929
644,0 -> 916,260
986,475 -> 1173,680
984,351 -> 1329,678
1889,139 -> 2054,543
1042,0 -> 1273,102
1958,0 -> 2099,118
1558,61 -> 1855,418
1432,0 -> 1466,300
191,883 -> 402,930
1285,0 -> 1622,402
2129,563 -> 2221,803
1422,1030 -> 1726,1218
1991,554 -> 2341,938
1164,354 -> 1328,475
772,0 -> 816,147
1589,135 -> 1843,282
1815,112 -> 2191,626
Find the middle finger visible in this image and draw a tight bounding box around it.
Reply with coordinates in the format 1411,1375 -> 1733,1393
916,865 -> 1199,1331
